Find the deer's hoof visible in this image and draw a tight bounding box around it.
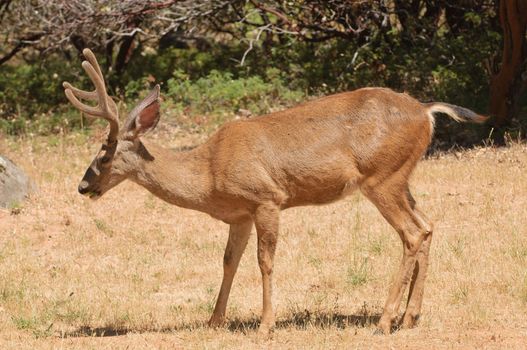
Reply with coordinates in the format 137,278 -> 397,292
256,324 -> 273,340
375,318 -> 392,335
208,315 -> 226,328
401,313 -> 419,329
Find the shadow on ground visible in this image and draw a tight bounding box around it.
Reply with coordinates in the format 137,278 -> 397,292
60,310 -> 381,338
227,310 -> 381,334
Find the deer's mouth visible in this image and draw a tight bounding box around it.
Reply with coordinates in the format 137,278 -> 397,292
87,191 -> 101,200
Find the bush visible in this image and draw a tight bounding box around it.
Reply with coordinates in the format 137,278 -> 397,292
0,56 -> 81,116
0,55 -> 89,135
0,11 -> 504,143
165,67 -> 305,118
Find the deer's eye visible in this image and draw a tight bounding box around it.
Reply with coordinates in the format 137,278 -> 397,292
100,156 -> 111,165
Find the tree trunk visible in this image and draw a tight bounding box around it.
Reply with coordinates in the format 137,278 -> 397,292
114,33 -> 137,77
489,0 -> 527,128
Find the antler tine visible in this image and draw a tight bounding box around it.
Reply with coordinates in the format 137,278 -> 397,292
81,60 -> 119,141
63,48 -> 120,142
80,61 -> 110,116
82,49 -> 104,82
63,70 -> 119,118
79,49 -> 117,111
63,62 -> 110,118
63,82 -> 98,101
64,88 -> 104,116
62,49 -> 105,102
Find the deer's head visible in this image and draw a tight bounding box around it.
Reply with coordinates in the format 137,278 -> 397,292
63,49 -> 161,200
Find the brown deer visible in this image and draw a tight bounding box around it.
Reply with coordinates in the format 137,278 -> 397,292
63,49 -> 487,336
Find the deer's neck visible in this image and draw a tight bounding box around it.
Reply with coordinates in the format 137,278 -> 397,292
131,140 -> 213,211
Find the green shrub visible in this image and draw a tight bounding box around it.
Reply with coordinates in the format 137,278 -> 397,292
166,68 -> 304,117
0,57 -> 80,116
0,55 -> 88,135
0,11 -> 505,142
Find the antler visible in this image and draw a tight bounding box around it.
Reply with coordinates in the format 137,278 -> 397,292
63,48 -> 119,142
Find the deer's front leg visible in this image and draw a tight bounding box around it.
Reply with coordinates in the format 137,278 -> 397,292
209,219 -> 253,327
254,203 -> 280,337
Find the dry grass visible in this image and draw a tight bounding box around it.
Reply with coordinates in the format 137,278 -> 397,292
0,130 -> 526,349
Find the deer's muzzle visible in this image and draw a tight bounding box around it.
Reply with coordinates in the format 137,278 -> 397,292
78,180 -> 91,195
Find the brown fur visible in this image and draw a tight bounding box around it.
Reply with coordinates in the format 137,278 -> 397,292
64,49 -> 488,337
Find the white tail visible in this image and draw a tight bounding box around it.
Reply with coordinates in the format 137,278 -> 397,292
63,49 -> 488,336
426,102 -> 488,123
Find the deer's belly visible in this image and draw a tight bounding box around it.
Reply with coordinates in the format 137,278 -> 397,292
204,202 -> 252,224
283,178 -> 359,208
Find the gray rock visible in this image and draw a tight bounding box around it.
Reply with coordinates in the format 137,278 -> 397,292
0,155 -> 37,208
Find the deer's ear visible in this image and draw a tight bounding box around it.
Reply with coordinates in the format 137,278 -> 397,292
124,85 -> 161,139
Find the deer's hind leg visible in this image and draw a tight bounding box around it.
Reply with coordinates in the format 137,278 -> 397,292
401,189 -> 434,329
361,179 -> 430,334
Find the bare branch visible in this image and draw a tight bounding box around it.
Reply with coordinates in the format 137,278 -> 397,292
240,23 -> 271,66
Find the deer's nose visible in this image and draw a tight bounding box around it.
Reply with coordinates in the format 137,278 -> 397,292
78,181 -> 90,195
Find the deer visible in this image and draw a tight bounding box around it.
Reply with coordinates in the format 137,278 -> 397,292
63,49 -> 487,337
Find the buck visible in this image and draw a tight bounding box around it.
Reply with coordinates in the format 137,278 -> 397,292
64,49 -> 487,336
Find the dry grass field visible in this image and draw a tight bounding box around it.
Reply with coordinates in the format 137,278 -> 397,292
0,129 -> 526,349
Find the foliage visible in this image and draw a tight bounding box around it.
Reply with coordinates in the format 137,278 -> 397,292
0,0 -> 518,146
0,57 -> 70,116
0,55 -> 87,134
165,68 -> 304,116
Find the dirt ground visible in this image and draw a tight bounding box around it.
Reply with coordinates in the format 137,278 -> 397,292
0,131 -> 526,349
